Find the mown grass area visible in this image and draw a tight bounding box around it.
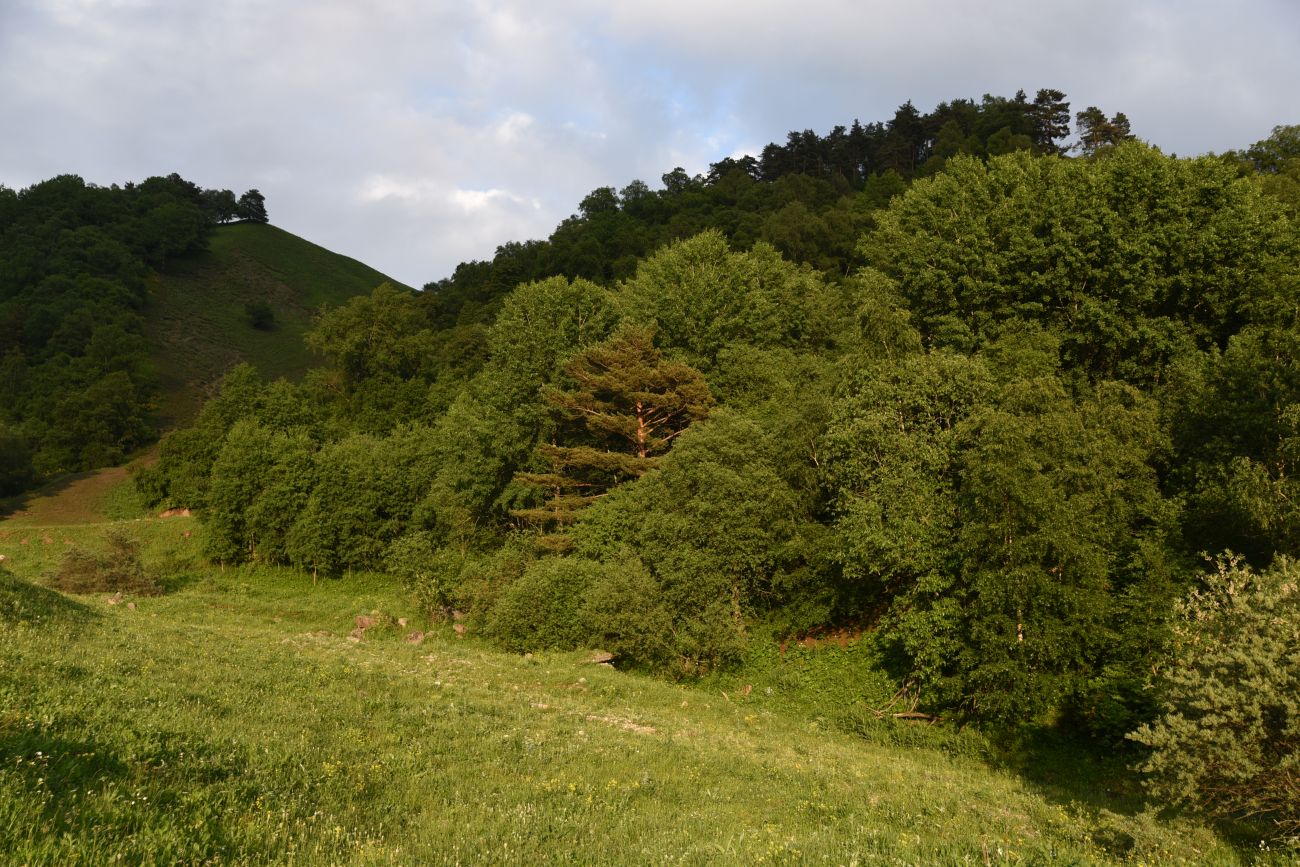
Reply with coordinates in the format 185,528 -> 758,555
146,222 -> 408,425
0,518 -> 1275,865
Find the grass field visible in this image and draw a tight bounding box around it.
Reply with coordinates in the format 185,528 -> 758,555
0,486 -> 1281,865
145,222 -> 409,425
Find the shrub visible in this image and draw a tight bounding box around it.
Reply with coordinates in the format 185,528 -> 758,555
48,531 -> 162,596
578,555 -> 675,670
485,557 -> 603,653
1129,555 -> 1299,846
244,300 -> 275,330
387,531 -> 470,615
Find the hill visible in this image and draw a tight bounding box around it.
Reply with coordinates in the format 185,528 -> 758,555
146,222 -> 410,425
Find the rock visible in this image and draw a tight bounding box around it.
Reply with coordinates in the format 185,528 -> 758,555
397,617 -> 408,628
355,614 -> 377,630
452,623 -> 467,636
126,602 -> 136,611
105,592 -> 123,606
159,508 -> 192,518
451,609 -> 466,622
586,650 -> 615,665
348,627 -> 366,641
405,631 -> 424,644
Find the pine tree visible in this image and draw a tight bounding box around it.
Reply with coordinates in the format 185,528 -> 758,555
513,323 -> 712,547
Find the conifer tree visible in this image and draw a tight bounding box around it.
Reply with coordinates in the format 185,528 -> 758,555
513,323 -> 712,546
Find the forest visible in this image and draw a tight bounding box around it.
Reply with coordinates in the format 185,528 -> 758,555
6,89 -> 1300,845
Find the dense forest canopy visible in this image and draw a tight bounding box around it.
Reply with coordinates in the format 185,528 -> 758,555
132,95 -> 1297,737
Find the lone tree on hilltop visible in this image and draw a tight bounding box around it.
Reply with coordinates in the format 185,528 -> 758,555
236,189 -> 268,223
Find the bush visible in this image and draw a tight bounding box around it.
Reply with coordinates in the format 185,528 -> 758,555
578,556 -> 675,670
48,531 -> 162,596
244,301 -> 275,330
1129,555 -> 1299,846
387,531 -> 471,615
486,557 -> 603,653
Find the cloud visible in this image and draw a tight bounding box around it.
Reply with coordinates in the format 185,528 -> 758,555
1,0 -> 1296,286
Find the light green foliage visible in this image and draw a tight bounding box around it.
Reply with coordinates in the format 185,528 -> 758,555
0,525 -> 1255,865
1131,556 -> 1300,845
484,275 -> 619,410
205,420 -> 318,564
385,530 -> 476,615
485,556 -> 603,652
825,351 -> 992,631
864,143 -> 1295,381
0,563 -> 91,627
305,282 -> 440,429
618,230 -> 846,370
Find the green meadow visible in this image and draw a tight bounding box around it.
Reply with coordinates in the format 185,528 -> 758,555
0,504 -> 1264,866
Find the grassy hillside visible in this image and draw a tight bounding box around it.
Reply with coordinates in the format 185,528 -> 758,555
146,222 -> 409,425
0,514 -> 1267,865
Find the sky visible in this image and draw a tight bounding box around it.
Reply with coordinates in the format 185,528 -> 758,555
1,0 -> 1297,288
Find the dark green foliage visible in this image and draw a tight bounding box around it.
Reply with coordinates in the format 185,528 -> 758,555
1074,107 -> 1135,154
513,323 -> 713,543
0,423 -> 35,496
48,531 -> 161,596
572,412 -> 821,673
285,427 -> 437,575
244,300 -> 275,330
0,172 -> 270,490
826,349 -> 1177,725
236,189 -> 268,223
578,556 -> 676,670
1130,556 -> 1300,845
137,106 -> 1300,766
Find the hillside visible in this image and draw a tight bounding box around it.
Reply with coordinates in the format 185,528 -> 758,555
0,517 -> 1249,865
146,222 -> 410,425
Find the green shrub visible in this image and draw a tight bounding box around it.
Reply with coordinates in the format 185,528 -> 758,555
578,555 -> 675,670
47,530 -> 162,596
1129,555 -> 1299,846
387,531 -> 469,615
486,556 -> 602,653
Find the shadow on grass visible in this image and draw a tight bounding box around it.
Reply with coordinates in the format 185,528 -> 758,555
0,569 -> 98,627
0,472 -> 90,520
0,716 -> 253,861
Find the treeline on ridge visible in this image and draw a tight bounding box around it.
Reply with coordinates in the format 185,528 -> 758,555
0,174 -> 268,493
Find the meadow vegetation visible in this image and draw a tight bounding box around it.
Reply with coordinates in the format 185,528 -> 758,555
0,517 -> 1277,865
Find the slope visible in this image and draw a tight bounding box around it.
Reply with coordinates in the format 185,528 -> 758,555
145,222 -> 410,425
0,523 -> 1250,865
